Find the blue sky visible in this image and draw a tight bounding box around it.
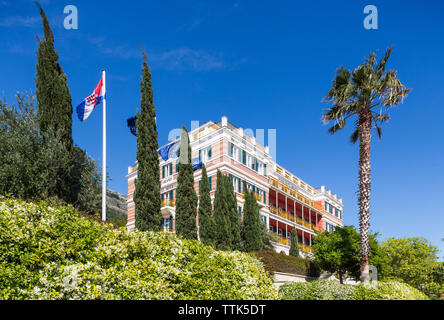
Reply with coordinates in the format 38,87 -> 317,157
1,0 -> 443,257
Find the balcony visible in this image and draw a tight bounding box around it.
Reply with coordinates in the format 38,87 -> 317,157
161,199 -> 175,216
297,243 -> 312,253
161,199 -> 175,207
279,237 -> 289,246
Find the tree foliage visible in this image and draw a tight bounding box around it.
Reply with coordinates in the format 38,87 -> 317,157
289,228 -> 299,257
311,226 -> 382,283
197,164 -> 215,246
380,237 -> 443,299
213,171 -> 233,250
175,126 -> 198,240
0,94 -> 101,216
134,50 -> 162,232
226,175 -> 241,251
34,2 -> 75,203
242,185 -> 262,252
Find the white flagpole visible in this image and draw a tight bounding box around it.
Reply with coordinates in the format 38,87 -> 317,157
102,69 -> 107,221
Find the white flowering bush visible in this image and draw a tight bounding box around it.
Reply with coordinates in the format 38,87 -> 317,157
280,279 -> 429,300
279,280 -> 355,300
0,197 -> 278,300
353,280 -> 429,300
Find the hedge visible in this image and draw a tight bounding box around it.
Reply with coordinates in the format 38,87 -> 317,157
252,250 -> 320,277
280,279 -> 429,300
0,197 -> 278,300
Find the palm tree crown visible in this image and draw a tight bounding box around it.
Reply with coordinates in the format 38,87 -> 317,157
323,47 -> 410,142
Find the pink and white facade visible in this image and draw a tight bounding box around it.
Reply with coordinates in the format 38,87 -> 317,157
126,116 -> 343,255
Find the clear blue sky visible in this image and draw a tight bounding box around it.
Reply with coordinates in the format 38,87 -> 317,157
1,0 -> 443,257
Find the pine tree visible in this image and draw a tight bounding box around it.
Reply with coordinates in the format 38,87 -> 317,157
213,170 -> 232,250
226,175 -> 241,251
289,228 -> 299,257
134,49 -> 162,231
35,2 -> 74,202
198,164 -> 215,246
175,126 -> 198,239
242,186 -> 262,252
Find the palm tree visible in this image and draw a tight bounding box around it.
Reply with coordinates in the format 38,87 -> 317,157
322,47 -> 410,282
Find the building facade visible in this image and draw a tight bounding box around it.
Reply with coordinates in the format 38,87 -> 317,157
126,116 -> 343,255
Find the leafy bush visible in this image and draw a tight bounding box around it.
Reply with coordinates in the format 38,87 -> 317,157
0,197 -> 278,300
353,281 -> 429,300
252,250 -> 320,277
280,279 -> 429,300
280,279 -> 355,300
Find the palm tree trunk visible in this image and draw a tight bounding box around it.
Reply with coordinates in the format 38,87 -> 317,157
358,110 -> 372,282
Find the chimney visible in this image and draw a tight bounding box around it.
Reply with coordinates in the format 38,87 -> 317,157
221,116 -> 228,127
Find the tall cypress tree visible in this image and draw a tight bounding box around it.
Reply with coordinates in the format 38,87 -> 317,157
35,2 -> 73,150
226,175 -> 242,251
175,126 -> 198,239
198,164 -> 215,246
289,228 -> 299,257
242,186 -> 262,252
213,170 -> 232,250
134,49 -> 162,231
35,2 -> 74,202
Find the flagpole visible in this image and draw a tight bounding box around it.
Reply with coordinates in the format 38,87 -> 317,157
102,69 -> 107,222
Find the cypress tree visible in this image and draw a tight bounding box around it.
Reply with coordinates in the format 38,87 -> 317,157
175,126 -> 198,239
226,175 -> 242,251
198,164 -> 215,246
134,49 -> 162,231
213,170 -> 232,250
242,186 -> 262,252
35,2 -> 74,202
289,228 -> 299,257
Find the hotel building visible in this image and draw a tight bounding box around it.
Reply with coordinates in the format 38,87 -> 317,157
126,116 -> 343,255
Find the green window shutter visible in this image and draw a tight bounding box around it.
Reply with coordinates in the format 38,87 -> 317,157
208,176 -> 212,190
169,163 -> 172,175
208,146 -> 212,160
238,178 -> 241,193
242,150 -> 246,165
228,142 -> 232,157
198,149 -> 202,160
162,165 -> 165,178
324,201 -> 328,211
238,206 -> 242,218
264,163 -> 267,176
170,189 -> 174,199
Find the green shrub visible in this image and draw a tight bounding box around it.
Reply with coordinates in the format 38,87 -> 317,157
252,250 -> 320,277
279,279 -> 429,300
354,280 -> 429,300
0,197 -> 278,300
280,279 -> 355,300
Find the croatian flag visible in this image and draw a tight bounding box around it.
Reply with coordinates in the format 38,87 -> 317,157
76,77 -> 105,122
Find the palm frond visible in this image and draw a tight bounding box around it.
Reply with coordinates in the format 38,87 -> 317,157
327,119 -> 346,135
350,128 -> 359,144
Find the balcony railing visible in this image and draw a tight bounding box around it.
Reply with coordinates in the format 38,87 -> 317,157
161,199 -> 175,207
279,237 -> 289,246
